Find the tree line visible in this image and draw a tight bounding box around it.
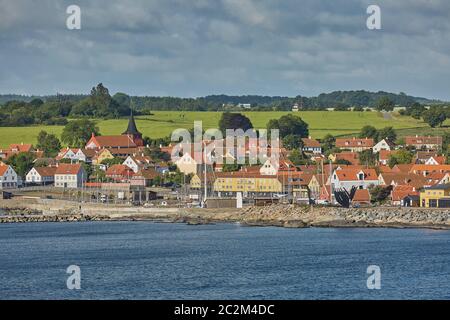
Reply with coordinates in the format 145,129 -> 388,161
1,85 -> 444,122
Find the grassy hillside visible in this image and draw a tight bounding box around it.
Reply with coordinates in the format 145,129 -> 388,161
0,111 -> 448,148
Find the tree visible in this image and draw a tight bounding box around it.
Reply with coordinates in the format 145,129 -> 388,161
101,157 -> 123,167
359,125 -> 378,140
321,134 -> 336,154
222,163 -> 241,172
335,159 -> 352,165
92,166 -> 106,181
358,150 -> 377,166
266,114 -> 309,139
144,146 -> 171,162
377,126 -> 397,142
422,107 -> 447,128
36,130 -> 62,157
388,149 -> 413,168
61,119 -> 99,148
288,149 -> 307,165
282,134 -> 303,150
5,152 -> 35,178
443,132 -> 450,154
334,105 -> 350,111
375,96 -> 394,111
369,185 -> 393,203
218,112 -> 253,134
90,83 -> 112,117
408,103 -> 425,119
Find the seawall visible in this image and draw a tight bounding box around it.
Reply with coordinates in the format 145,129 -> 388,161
0,198 -> 449,229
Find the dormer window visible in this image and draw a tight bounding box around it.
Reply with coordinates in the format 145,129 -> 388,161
358,173 -> 364,180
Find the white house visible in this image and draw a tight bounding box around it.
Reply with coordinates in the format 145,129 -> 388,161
302,137 -> 322,154
26,167 -> 57,184
260,158 -> 294,176
260,158 -> 279,175
373,139 -> 396,153
123,155 -> 152,173
54,164 -> 87,189
175,152 -> 198,175
0,164 -> 18,189
424,156 -> 446,165
330,167 -> 379,194
57,148 -> 96,163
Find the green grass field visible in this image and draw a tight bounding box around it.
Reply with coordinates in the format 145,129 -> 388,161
0,111 -> 448,148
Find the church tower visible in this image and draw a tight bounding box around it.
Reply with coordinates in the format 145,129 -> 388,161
122,110 -> 144,146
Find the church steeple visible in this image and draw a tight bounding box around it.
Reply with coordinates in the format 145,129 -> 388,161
122,109 -> 144,146
122,109 -> 141,136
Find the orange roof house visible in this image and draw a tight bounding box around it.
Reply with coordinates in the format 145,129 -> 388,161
55,163 -> 84,175
405,135 -> 442,150
391,185 -> 419,204
302,137 -> 322,154
9,143 -> 34,153
378,172 -> 426,189
424,172 -> 450,186
335,137 -> 374,151
335,168 -> 378,181
424,155 -> 447,165
352,189 -> 371,205
0,143 -> 36,160
391,164 -> 414,173
331,152 -> 360,165
85,112 -> 144,149
33,166 -> 58,177
409,164 -> 450,177
105,164 -> 134,181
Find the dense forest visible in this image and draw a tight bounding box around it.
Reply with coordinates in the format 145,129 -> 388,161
0,85 -> 446,126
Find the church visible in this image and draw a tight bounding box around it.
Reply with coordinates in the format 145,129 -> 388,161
85,112 -> 144,150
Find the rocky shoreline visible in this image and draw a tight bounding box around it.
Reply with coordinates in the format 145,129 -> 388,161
0,199 -> 449,229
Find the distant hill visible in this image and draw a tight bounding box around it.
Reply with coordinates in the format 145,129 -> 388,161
0,90 -> 444,110
307,90 -> 443,108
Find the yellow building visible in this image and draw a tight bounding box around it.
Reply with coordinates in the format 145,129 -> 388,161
93,149 -> 114,165
213,172 -> 283,194
190,174 -> 202,189
420,184 -> 450,208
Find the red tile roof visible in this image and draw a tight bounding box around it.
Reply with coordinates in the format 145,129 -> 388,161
405,136 -> 442,146
335,168 -> 378,181
302,137 -> 321,148
34,166 -> 57,177
0,164 -> 10,176
335,152 -> 360,165
353,189 -> 371,203
9,143 -> 33,152
392,164 -> 414,173
336,137 -> 374,148
87,135 -> 137,149
410,164 -> 450,174
391,185 -> 419,201
106,164 -> 134,177
55,164 -> 83,175
379,172 -> 426,189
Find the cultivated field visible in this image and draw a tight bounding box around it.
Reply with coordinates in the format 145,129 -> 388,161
0,111 -> 448,148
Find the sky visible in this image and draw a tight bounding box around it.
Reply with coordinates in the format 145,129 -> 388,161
0,0 -> 449,100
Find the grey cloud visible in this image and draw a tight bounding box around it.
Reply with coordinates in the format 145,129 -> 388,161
0,0 -> 449,100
